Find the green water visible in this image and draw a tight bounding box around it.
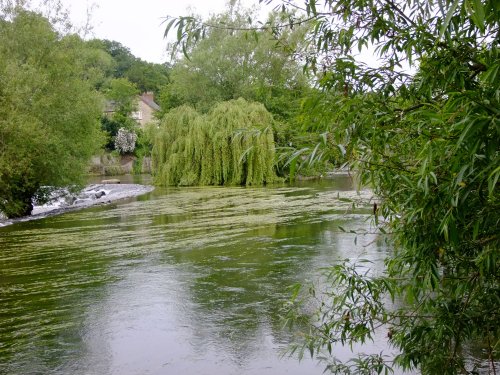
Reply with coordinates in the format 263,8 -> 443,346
0,178 -> 392,375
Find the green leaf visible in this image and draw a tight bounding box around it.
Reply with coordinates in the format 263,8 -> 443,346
177,18 -> 185,41
455,164 -> 469,186
488,166 -> 500,197
182,43 -> 190,61
473,220 -> 480,240
471,0 -> 486,31
163,18 -> 177,39
308,142 -> 321,167
309,0 -> 317,16
439,0 -> 461,39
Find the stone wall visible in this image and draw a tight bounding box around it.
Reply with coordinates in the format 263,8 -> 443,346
88,153 -> 151,176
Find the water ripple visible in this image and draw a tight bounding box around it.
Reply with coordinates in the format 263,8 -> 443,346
0,182 -> 385,375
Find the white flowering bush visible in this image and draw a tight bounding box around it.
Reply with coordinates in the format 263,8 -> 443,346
114,128 -> 137,154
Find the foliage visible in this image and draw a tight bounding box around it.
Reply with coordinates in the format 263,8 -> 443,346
152,98 -> 279,186
162,3 -> 338,178
131,127 -> 154,174
114,128 -> 137,154
125,59 -> 170,95
163,4 -> 309,118
104,77 -> 139,116
162,4 -> 351,177
137,123 -> 156,157
284,261 -> 395,374
167,0 -> 500,373
279,0 -> 499,373
0,9 -> 104,218
276,130 -> 343,180
87,39 -> 170,96
89,39 -> 136,78
100,115 -> 122,150
100,77 -> 139,150
77,45 -> 115,90
155,84 -> 184,119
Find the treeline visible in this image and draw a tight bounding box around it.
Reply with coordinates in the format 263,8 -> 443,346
92,6 -> 337,185
87,39 -> 170,97
152,5 -> 341,187
0,4 -> 171,218
0,3 -> 334,218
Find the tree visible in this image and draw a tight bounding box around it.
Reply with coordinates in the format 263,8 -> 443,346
90,40 -> 170,152
163,4 -> 310,118
161,3 -> 340,179
100,77 -> 139,150
152,98 -> 278,186
104,77 -> 139,117
125,59 -> 170,95
167,0 -> 499,373
87,38 -> 171,96
0,10 -> 104,218
88,39 -> 136,79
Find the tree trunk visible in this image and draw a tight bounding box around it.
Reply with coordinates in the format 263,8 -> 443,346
17,194 -> 34,218
0,186 -> 36,219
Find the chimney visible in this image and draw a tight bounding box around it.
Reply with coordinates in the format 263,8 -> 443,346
142,91 -> 154,102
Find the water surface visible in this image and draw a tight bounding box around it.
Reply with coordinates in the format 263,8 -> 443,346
0,178 -> 394,375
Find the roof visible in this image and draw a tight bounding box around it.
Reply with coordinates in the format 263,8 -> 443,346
103,94 -> 161,114
139,94 -> 161,111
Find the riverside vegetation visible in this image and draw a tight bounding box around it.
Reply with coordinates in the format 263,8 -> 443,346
167,0 -> 499,373
0,1 -> 327,218
0,1 -> 169,218
152,99 -> 278,186
0,0 -> 498,374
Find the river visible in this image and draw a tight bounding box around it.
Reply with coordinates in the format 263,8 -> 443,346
0,176 -> 399,375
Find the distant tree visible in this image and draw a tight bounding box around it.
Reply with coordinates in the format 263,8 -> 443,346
89,39 -> 136,78
101,78 -> 139,150
152,98 -> 278,186
81,41 -> 116,90
164,5 -> 309,117
88,38 -> 170,97
0,10 -> 104,218
104,77 -> 139,117
125,60 -> 170,95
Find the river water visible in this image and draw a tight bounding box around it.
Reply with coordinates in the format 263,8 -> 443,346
0,177 -> 398,375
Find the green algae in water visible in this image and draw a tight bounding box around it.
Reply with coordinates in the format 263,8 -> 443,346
0,181 -> 387,375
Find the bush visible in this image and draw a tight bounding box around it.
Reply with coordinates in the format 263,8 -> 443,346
114,127 -> 137,154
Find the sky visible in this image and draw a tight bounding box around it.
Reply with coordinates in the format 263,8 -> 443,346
59,0 -> 264,64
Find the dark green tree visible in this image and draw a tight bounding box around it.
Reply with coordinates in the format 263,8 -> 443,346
87,38 -> 171,96
125,60 -> 170,95
88,39 -> 136,78
0,10 -> 104,218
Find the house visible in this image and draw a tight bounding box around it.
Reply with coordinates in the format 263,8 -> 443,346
104,92 -> 161,129
131,92 -> 161,128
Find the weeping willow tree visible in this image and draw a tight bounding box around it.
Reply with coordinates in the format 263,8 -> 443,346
152,98 -> 279,186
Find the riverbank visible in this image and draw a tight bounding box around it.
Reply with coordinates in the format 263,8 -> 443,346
0,183 -> 154,227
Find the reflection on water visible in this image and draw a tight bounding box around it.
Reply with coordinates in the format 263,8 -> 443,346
0,178 -> 392,375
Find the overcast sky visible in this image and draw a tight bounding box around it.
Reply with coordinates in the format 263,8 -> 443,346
59,0 -> 264,64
